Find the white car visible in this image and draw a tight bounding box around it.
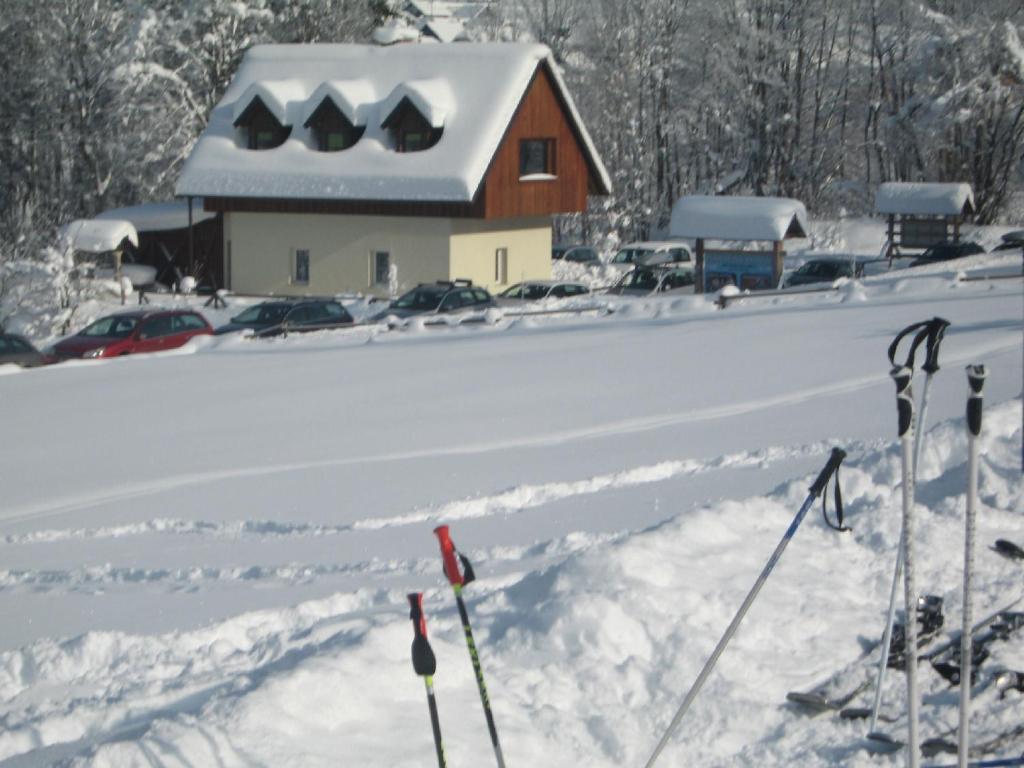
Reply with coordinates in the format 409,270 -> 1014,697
607,241 -> 693,273
496,280 -> 591,306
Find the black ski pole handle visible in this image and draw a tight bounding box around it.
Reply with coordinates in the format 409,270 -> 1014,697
409,592 -> 437,677
809,447 -> 847,497
966,365 -> 986,437
891,365 -> 914,438
887,317 -> 950,372
921,318 -> 950,374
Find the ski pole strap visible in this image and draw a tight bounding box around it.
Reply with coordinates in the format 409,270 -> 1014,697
887,317 -> 950,372
809,447 -> 847,498
821,464 -> 851,532
891,365 -> 914,438
433,525 -> 476,587
409,592 -> 437,677
966,365 -> 986,437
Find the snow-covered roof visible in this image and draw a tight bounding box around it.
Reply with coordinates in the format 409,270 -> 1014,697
175,43 -> 611,203
422,17 -> 467,43
875,182 -> 975,217
96,201 -> 216,233
232,80 -> 309,126
60,219 -> 139,253
372,19 -> 421,46
669,196 -> 809,241
301,80 -> 377,127
380,78 -> 454,129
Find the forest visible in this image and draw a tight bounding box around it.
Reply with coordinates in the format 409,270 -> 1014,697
0,0 -> 1021,264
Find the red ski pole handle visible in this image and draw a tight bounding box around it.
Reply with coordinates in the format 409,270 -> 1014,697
409,592 -> 429,639
434,525 -> 464,587
408,592 -> 437,677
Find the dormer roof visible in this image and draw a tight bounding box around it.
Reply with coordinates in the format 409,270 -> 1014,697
176,43 -> 610,203
301,80 -> 376,128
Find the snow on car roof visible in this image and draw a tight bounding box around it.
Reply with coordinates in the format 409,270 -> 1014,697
60,219 -> 139,253
176,43 -> 611,203
618,241 -> 691,250
874,182 -> 975,216
669,196 -> 809,241
96,201 -> 216,233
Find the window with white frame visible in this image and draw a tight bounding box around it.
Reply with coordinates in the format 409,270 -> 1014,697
372,251 -> 390,285
495,247 -> 508,284
294,249 -> 310,285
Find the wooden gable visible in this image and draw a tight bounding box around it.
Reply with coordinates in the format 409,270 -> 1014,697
476,63 -> 605,220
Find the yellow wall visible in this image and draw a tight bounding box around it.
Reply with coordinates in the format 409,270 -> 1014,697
224,212 -> 552,296
449,217 -> 552,291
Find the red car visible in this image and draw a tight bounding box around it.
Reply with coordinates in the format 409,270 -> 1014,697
52,310 -> 213,360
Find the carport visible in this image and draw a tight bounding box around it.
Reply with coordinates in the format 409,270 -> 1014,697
875,182 -> 975,257
669,196 -> 809,293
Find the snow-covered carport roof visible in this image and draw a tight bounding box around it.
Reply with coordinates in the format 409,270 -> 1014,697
875,182 -> 975,217
60,219 -> 139,253
669,195 -> 809,241
96,201 -> 216,233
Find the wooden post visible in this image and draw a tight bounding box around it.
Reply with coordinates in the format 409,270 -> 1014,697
115,249 -> 125,305
772,241 -> 784,289
187,196 -> 195,275
695,238 -> 705,294
952,215 -> 961,243
887,214 -> 896,264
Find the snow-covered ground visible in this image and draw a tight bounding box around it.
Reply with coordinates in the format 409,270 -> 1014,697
0,251 -> 1021,766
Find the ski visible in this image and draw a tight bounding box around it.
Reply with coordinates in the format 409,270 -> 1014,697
992,540 -> 1024,562
787,594 -> 944,717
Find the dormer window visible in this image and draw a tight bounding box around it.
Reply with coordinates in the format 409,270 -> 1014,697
234,96 -> 291,150
382,96 -> 442,153
304,98 -> 364,152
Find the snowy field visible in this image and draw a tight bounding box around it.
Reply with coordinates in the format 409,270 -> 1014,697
0,253 -> 1021,766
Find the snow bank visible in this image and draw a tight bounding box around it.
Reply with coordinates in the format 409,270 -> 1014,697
60,219 -> 139,253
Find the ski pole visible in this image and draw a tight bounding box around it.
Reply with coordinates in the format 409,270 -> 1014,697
869,318 -> 950,733
892,364 -> 922,768
959,365 -> 986,768
643,447 -> 847,768
409,592 -> 447,768
433,525 -> 506,768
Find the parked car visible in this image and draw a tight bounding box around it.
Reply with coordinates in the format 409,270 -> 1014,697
909,241 -> 985,267
0,333 -> 51,368
991,230 -> 1024,252
497,280 -> 591,306
215,299 -> 355,337
552,244 -> 601,265
75,251 -> 159,288
51,309 -> 213,359
606,264 -> 695,296
607,241 -> 692,273
783,259 -> 864,288
369,280 -> 497,322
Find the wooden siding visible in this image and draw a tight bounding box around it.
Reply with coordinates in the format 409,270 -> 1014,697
478,66 -> 591,219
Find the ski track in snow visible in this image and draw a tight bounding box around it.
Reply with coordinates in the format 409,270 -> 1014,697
4,330 -> 1014,528
0,401 -> 1021,766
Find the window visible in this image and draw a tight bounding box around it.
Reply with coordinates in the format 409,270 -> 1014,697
140,316 -> 175,339
294,249 -> 310,285
495,248 -> 508,284
373,251 -> 390,285
304,99 -> 364,152
234,97 -> 291,151
174,314 -> 208,332
382,97 -> 442,153
520,139 -> 556,177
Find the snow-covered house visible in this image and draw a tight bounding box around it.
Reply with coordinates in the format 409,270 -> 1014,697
175,43 -> 611,296
875,182 -> 975,251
